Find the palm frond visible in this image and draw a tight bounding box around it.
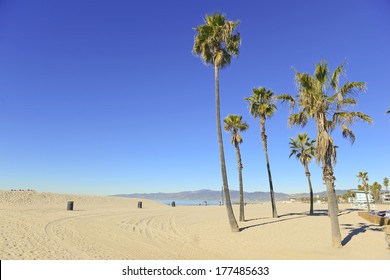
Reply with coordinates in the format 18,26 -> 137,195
341,125 -> 356,144
339,81 -> 366,98
289,150 -> 298,158
314,60 -> 329,86
277,94 -> 296,110
295,72 -> 315,92
338,98 -> 358,107
331,62 -> 345,91
288,112 -> 308,127
333,111 -> 373,125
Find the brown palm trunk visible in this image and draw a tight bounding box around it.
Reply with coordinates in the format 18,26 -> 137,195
215,64 -> 239,232
304,164 -> 314,215
260,116 -> 278,218
235,143 -> 245,222
316,116 -> 342,247
323,161 -> 342,247
363,182 -> 371,212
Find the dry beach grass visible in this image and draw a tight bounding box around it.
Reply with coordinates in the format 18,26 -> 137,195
1,190 -> 389,260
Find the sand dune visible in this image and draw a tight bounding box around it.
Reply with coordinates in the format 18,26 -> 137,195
0,190 -> 389,260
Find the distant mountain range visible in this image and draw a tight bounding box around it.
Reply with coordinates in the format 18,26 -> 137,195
113,189 -> 348,203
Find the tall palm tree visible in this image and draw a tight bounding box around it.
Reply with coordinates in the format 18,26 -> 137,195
245,87 -> 278,218
224,114 -> 249,222
384,177 -> 389,193
278,60 -> 373,247
193,13 -> 241,232
289,133 -> 316,215
357,171 -> 371,212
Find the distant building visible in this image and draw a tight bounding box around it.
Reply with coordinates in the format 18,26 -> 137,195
349,189 -> 374,209
381,193 -> 390,204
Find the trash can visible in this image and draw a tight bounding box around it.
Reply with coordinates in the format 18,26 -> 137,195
172,201 -> 176,207
138,201 -> 142,209
67,201 -> 74,211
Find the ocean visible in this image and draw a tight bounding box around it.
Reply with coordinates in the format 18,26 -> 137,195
157,199 -> 221,206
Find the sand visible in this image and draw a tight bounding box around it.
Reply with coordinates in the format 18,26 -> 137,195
1,190 -> 389,260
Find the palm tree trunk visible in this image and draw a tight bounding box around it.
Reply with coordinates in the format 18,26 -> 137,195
363,183 -> 371,212
214,64 -> 240,232
304,164 -> 314,215
260,116 -> 278,218
235,143 -> 245,222
323,161 -> 342,247
316,115 -> 342,247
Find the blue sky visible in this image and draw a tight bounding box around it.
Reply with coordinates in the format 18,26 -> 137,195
0,0 -> 389,195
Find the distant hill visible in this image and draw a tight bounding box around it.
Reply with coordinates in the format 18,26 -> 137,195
292,190 -> 348,198
112,189 -> 349,203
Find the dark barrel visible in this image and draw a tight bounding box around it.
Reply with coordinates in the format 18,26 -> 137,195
67,201 -> 74,211
138,201 -> 142,208
171,201 -> 176,207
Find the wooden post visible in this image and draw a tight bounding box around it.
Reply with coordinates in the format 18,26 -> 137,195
384,226 -> 390,249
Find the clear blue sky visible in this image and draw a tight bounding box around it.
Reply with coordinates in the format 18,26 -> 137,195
0,0 -> 389,195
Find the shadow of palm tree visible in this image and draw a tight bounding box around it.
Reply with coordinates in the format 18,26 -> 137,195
342,208 -> 361,212
278,210 -> 328,218
241,209 -> 362,232
341,223 -> 382,246
240,215 -> 307,231
244,217 -> 269,222
338,209 -> 359,216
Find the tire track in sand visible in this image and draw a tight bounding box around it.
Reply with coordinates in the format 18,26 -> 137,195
120,213 -> 206,259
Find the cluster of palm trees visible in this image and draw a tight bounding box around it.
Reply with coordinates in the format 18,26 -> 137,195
356,173 -> 389,211
192,12 -> 376,248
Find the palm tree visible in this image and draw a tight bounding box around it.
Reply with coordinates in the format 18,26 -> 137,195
278,60 -> 373,247
245,87 -> 278,218
357,171 -> 371,212
193,13 -> 241,232
370,181 -> 382,204
224,114 -> 249,222
289,133 -> 316,215
384,177 -> 389,193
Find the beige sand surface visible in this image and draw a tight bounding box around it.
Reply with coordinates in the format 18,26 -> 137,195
1,190 -> 389,260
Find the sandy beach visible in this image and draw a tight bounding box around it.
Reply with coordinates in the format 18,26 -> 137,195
0,190 -> 389,260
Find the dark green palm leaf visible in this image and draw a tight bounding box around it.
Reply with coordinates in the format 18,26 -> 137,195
331,63 -> 345,91
341,125 -> 356,144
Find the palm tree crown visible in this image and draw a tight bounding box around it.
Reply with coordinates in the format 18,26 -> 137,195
192,13 -> 240,69
289,133 -> 316,166
224,115 -> 249,146
245,87 -> 277,119
384,177 -> 389,192
279,60 -> 373,166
